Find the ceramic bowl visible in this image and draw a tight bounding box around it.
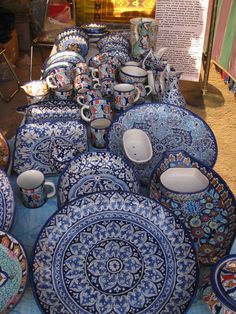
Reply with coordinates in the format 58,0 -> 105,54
57,151 -> 140,208
105,50 -> 131,64
81,23 -> 107,34
21,80 -> 49,97
97,34 -> 130,51
56,26 -> 89,41
119,66 -> 148,84
99,42 -> 130,54
123,129 -> 153,163
159,167 -> 210,202
202,255 -> 236,313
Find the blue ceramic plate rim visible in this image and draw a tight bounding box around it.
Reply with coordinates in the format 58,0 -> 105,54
30,190 -> 199,314
211,254 -> 236,311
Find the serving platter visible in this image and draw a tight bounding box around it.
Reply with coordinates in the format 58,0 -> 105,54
0,231 -> 27,313
107,103 -> 218,184
0,131 -> 10,171
57,151 -> 140,208
31,190 -> 198,314
13,120 -> 88,175
149,150 -> 236,265
0,169 -> 15,232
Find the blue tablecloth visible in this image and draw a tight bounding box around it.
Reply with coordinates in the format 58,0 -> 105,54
5,172 -> 214,314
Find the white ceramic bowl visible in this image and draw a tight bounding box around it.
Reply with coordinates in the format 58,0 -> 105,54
123,129 -> 153,163
119,66 -> 148,84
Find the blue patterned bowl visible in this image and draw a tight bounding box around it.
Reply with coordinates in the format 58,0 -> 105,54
81,23 -> 107,34
97,34 -> 130,51
57,151 -> 140,208
119,65 -> 148,84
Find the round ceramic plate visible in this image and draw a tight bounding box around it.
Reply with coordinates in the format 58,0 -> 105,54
149,150 -> 236,265
43,51 -> 85,71
0,231 -> 27,313
57,151 -> 140,208
56,35 -> 89,57
0,169 -> 15,232
211,254 -> 236,312
107,103 -> 218,185
0,131 -> 10,171
32,190 -> 198,314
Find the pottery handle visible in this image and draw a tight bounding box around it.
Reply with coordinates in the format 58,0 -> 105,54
77,95 -> 85,107
92,69 -> 99,79
145,85 -> 152,96
134,86 -> 141,103
44,181 -> 56,198
81,104 -> 91,122
46,75 -> 57,89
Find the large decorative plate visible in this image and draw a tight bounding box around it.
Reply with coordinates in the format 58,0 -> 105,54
0,230 -> 27,313
55,34 -> 89,57
107,103 -> 218,184
148,150 -> 236,265
57,151 -> 140,208
0,169 -> 15,232
31,191 -> 198,314
13,120 -> 88,175
0,131 -> 10,171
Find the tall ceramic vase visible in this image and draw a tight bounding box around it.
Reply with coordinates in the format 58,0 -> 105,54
159,65 -> 186,108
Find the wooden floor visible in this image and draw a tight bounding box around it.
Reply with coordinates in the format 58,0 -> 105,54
0,50 -> 235,195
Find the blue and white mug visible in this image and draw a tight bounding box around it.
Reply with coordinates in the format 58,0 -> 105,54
16,170 -> 56,208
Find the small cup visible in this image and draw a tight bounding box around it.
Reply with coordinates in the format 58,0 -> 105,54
16,170 -> 56,208
92,62 -> 116,81
90,118 -> 112,148
74,73 -> 94,91
76,88 -> 102,107
114,83 -> 141,111
54,84 -> 74,100
81,98 -> 112,123
46,65 -> 72,89
94,78 -> 117,97
73,62 -> 89,76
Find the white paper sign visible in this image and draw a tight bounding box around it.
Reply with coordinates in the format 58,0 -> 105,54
155,0 -> 209,81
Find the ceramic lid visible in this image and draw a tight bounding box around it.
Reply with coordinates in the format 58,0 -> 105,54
211,254 -> 236,311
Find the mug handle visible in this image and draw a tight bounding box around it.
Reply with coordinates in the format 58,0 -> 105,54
93,80 -> 101,89
92,69 -> 99,79
46,75 -> 57,89
145,84 -> 152,96
134,86 -> 141,102
81,104 -> 91,122
44,181 -> 56,198
77,95 -> 85,107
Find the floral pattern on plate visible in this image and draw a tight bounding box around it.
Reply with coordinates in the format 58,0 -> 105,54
107,103 -> 218,185
0,169 -> 15,232
148,150 -> 236,265
31,191 -> 198,314
57,151 -> 140,208
13,120 -> 88,175
0,231 -> 27,313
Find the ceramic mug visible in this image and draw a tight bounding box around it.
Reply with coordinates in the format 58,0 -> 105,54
46,66 -> 72,89
92,62 -> 116,81
114,83 -> 141,111
74,73 -> 95,91
54,84 -> 74,100
81,98 -> 112,123
90,118 -> 112,148
77,88 -> 102,107
73,62 -> 89,76
16,170 -> 56,208
94,78 -> 117,97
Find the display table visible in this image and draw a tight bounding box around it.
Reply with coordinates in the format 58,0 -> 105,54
6,133 -> 230,314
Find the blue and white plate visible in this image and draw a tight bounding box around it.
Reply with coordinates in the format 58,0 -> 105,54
43,51 -> 85,71
57,151 -> 140,208
31,190 -> 198,314
149,150 -> 236,265
0,230 -> 27,313
56,35 -> 89,57
97,34 -> 131,51
0,170 -> 15,232
107,103 -> 218,184
13,120 -> 88,175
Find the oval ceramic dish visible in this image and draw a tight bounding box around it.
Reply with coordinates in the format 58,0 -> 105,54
0,231 -> 27,313
0,169 -> 15,232
107,103 -> 218,185
148,150 -> 236,265
57,151 -> 140,208
31,190 -> 198,314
